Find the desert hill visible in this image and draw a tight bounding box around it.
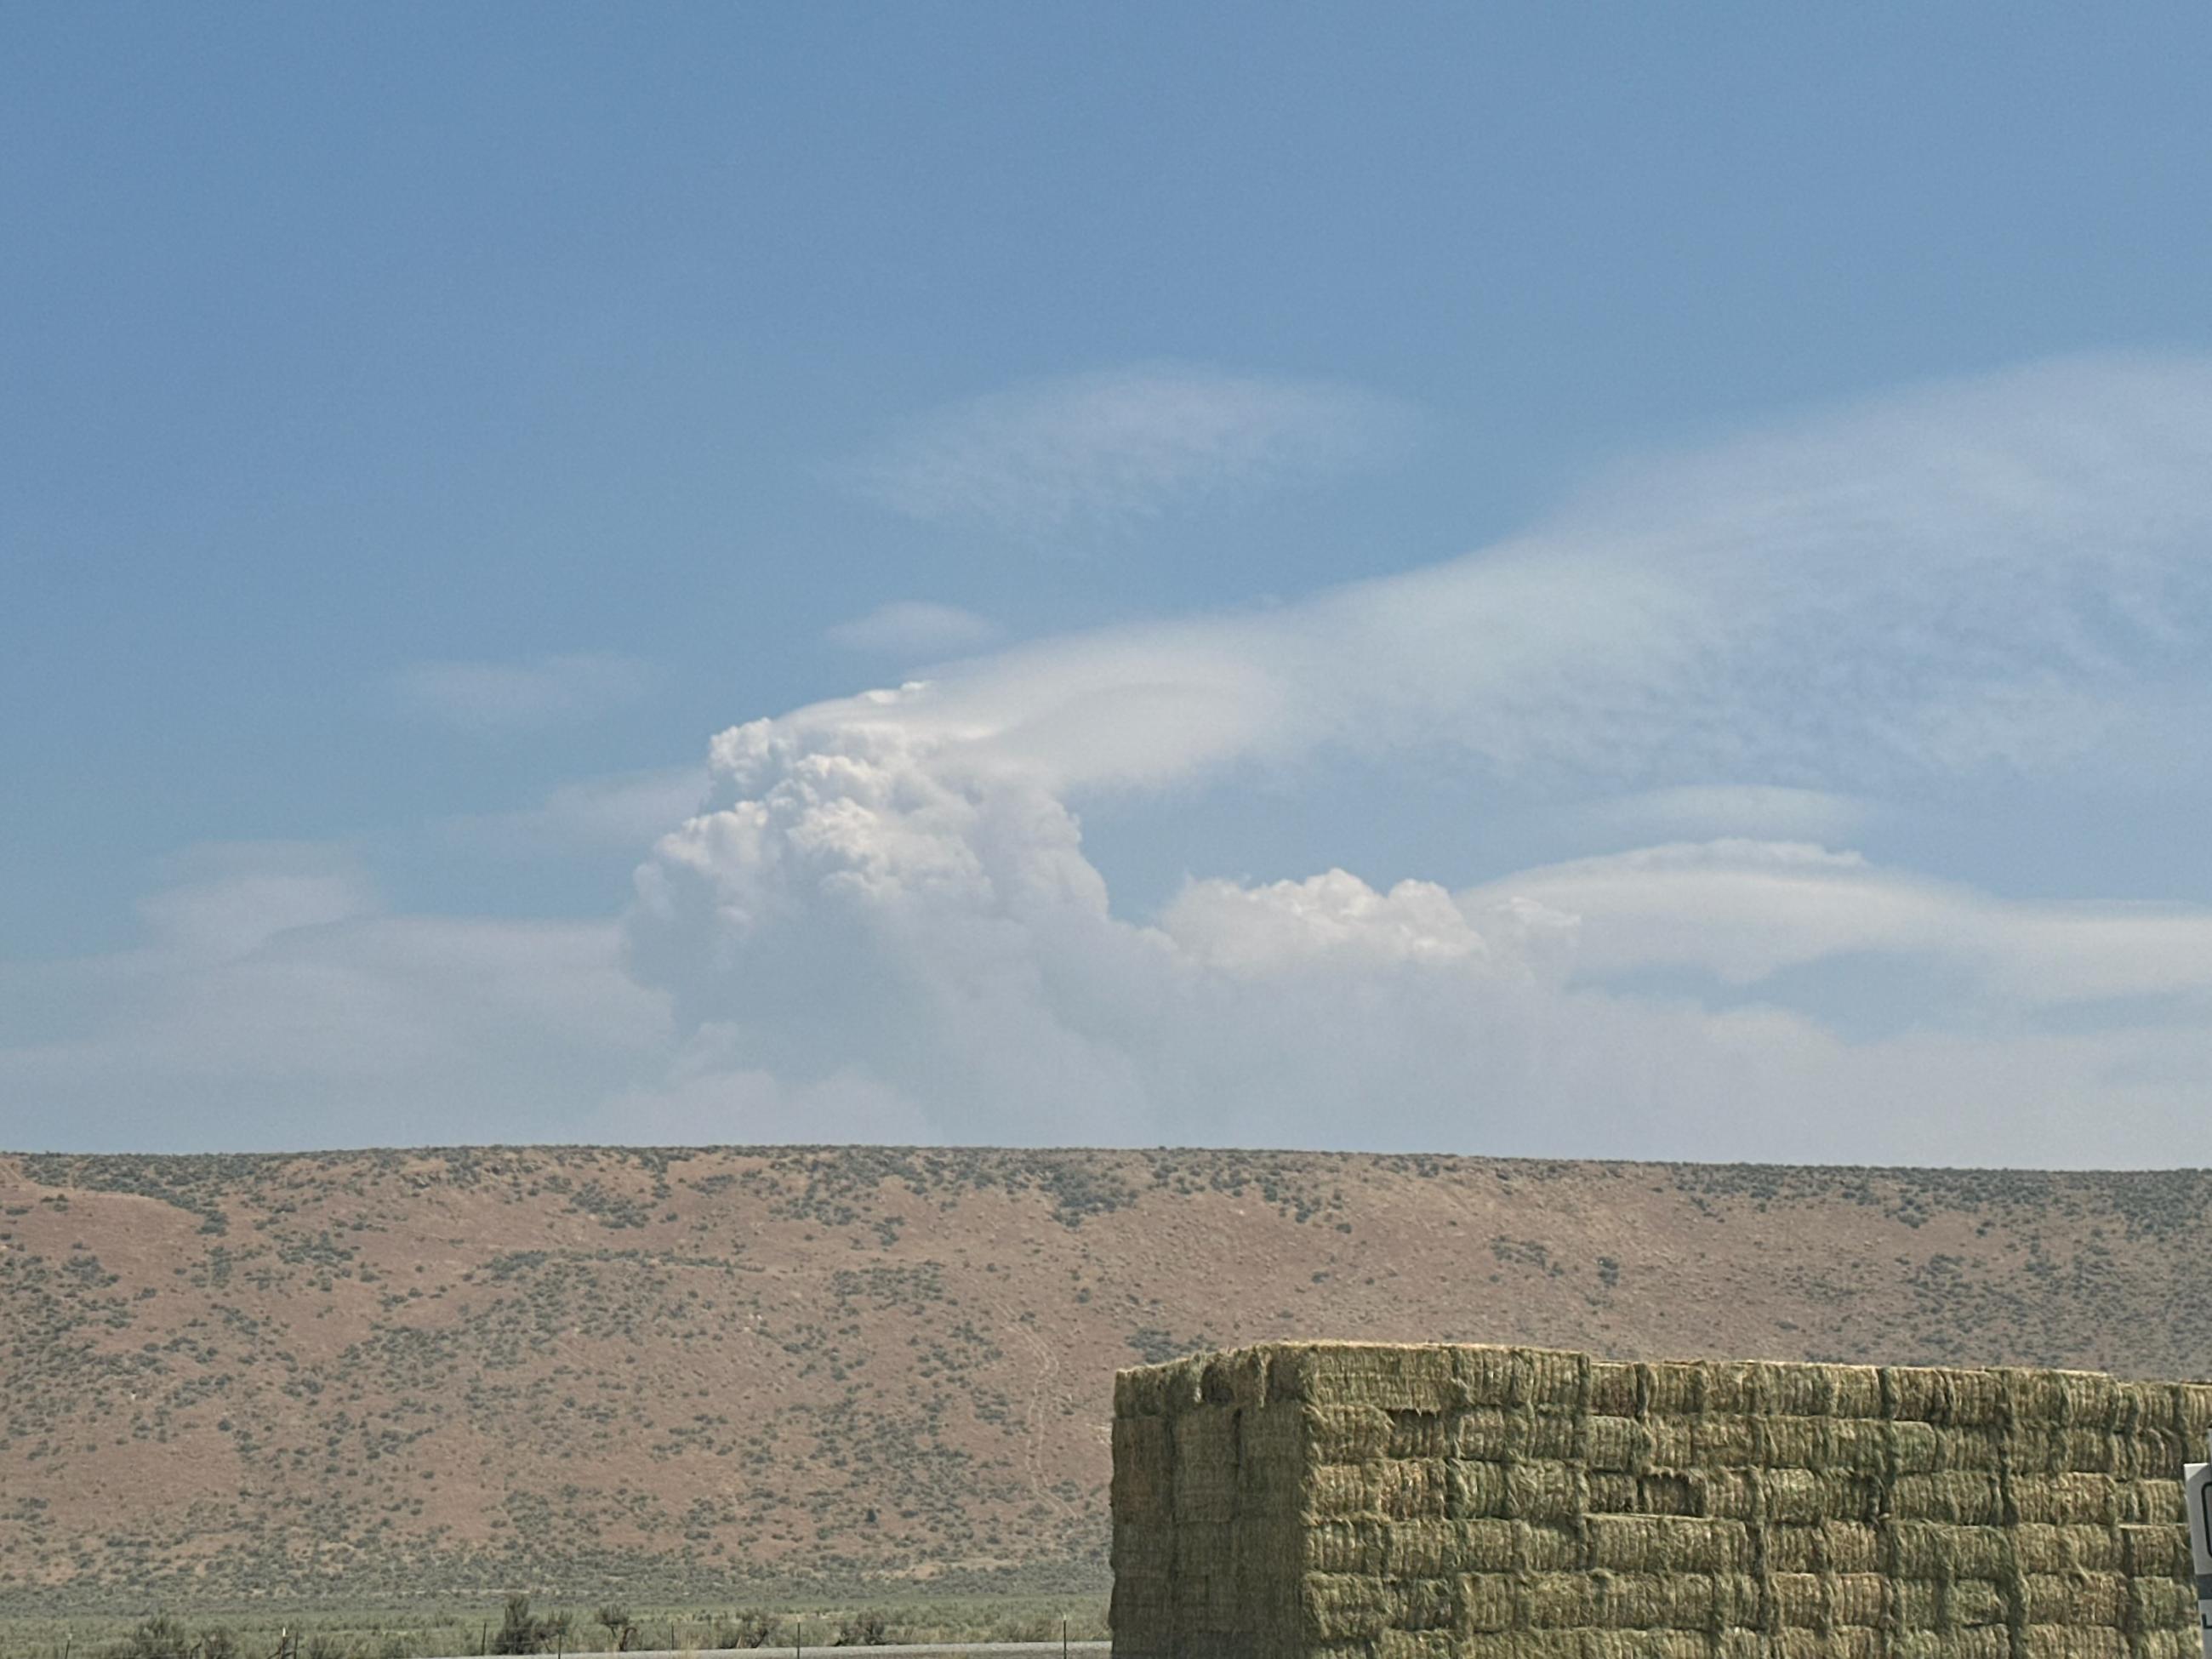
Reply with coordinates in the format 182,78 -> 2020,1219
3,1146 -> 2209,1610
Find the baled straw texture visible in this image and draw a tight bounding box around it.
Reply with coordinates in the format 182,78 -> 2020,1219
1110,1343 -> 2212,1659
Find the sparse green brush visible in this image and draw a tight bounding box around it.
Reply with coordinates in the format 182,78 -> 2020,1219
111,1616 -> 191,1659
0,1593 -> 1108,1659
706,1613 -> 776,1650
487,1597 -> 549,1656
829,1611 -> 888,1648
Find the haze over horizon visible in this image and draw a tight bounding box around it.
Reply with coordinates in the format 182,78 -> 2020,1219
8,7 -> 2212,1165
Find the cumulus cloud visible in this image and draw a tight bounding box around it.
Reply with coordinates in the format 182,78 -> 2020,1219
824,601 -> 1001,658
620,354 -> 2212,1164
843,363 -> 1412,536
389,651 -> 658,733
622,710 -> 1582,1145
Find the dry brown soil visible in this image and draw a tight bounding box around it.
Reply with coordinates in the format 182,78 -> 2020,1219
3,1146 -> 2207,1607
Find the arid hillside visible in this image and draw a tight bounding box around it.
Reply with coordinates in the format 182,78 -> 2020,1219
4,1147 -> 2209,1610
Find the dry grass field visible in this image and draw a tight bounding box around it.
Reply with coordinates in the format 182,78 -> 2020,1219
3,1146 -> 2209,1616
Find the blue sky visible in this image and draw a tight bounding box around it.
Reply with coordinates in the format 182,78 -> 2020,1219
7,4 -> 2212,1160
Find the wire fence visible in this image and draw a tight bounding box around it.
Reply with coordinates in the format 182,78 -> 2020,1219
4,1613 -> 1106,1659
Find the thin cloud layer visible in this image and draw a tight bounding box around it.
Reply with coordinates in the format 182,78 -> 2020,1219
1576,785 -> 1874,845
844,363 -> 1413,537
389,652 -> 658,733
0,845 -> 665,1149
1474,840 -> 2212,1009
825,601 -> 1001,658
446,766 -> 710,854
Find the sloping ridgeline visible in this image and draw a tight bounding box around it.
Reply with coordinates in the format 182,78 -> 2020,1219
2,1147 -> 2209,1609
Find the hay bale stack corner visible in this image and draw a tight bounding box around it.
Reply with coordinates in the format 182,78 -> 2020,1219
1109,1341 -> 2212,1659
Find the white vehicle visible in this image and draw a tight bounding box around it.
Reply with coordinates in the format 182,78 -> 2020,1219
2186,1435 -> 2212,1659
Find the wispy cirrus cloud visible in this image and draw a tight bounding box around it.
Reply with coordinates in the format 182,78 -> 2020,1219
783,353 -> 2212,800
388,652 -> 658,734
842,363 -> 1413,537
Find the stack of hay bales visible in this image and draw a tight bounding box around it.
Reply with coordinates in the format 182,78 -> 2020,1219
1110,1343 -> 2212,1659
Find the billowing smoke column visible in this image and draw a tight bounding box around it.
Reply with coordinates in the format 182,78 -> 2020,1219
624,696 -> 1581,1145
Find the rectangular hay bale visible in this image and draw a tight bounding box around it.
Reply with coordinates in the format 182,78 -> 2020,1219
1112,1342 -> 2208,1659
